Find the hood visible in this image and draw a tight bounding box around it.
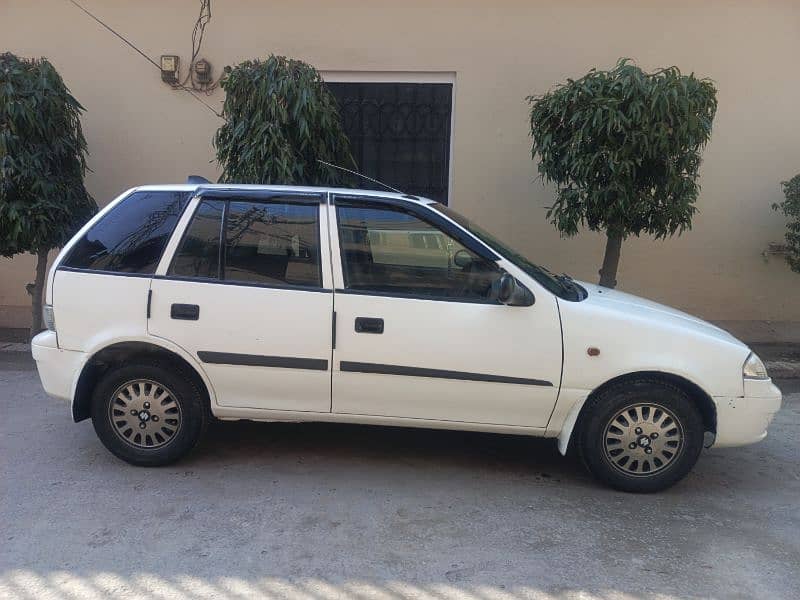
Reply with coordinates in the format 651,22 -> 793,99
575,281 -> 744,347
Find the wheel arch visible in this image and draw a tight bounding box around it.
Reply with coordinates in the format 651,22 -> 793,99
558,370 -> 717,455
72,340 -> 214,422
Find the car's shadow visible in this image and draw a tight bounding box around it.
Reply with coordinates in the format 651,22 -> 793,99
193,417 -> 590,483
182,403 -> 797,498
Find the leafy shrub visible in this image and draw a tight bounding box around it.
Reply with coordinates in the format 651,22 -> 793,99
0,52 -> 96,336
773,174 -> 800,272
214,55 -> 353,185
528,59 -> 717,288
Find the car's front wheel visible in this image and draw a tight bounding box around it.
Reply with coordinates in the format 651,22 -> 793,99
91,362 -> 208,466
577,378 -> 704,493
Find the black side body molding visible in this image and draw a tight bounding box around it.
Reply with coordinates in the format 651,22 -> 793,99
339,361 -> 552,387
198,351 -> 328,371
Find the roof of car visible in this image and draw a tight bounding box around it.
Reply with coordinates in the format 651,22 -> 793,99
132,184 -> 436,205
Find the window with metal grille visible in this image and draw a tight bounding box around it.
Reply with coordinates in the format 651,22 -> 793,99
326,82 -> 453,204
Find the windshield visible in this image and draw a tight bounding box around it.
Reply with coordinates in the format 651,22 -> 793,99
430,203 -> 584,301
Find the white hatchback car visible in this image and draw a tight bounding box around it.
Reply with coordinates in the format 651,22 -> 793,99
33,183 -> 782,492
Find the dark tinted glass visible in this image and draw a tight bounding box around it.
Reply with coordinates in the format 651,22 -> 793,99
337,203 -> 501,300
64,191 -> 189,274
224,201 -> 321,287
168,200 -> 224,279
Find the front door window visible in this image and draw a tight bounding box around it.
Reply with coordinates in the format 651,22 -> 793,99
336,201 -> 501,301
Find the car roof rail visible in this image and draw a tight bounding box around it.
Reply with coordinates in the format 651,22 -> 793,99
187,175 -> 211,184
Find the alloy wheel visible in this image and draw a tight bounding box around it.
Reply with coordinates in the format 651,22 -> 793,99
108,379 -> 182,449
603,403 -> 684,476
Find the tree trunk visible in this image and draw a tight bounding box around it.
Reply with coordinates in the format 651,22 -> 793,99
29,248 -> 49,340
598,231 -> 623,289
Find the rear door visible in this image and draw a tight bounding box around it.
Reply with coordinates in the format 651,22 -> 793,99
329,196 -> 562,428
148,191 -> 333,412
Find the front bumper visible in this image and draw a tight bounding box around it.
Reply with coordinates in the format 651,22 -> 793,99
712,379 -> 782,447
31,331 -> 84,403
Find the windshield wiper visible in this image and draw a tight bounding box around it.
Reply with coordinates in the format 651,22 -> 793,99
556,273 -> 584,299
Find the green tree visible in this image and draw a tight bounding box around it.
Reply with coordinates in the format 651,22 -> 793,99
214,55 -> 353,185
528,59 -> 718,288
773,173 -> 800,272
0,53 -> 97,338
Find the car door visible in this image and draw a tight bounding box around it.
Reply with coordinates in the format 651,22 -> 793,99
329,195 -> 562,428
148,191 -> 333,412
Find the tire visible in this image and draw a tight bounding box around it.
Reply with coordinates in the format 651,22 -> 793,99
91,361 -> 209,466
576,378 -> 704,493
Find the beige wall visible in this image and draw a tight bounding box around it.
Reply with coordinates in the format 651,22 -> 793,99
1,0 -> 799,327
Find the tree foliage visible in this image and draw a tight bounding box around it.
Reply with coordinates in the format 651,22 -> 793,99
0,52 -> 96,257
214,55 -> 353,185
528,59 -> 717,287
773,173 -> 800,273
1,52 -> 97,337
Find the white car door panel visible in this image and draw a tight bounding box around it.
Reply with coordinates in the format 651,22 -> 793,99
333,293 -> 560,426
149,280 -> 332,411
148,193 -> 333,413
329,197 -> 562,427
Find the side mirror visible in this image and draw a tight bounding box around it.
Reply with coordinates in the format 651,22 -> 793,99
495,273 -> 535,306
453,249 -> 473,269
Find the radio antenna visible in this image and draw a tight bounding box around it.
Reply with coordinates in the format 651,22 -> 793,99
317,160 -> 402,194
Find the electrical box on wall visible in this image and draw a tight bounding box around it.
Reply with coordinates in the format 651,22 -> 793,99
193,58 -> 212,84
160,55 -> 179,84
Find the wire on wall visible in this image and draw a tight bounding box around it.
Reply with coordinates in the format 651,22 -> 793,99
65,0 -> 223,118
176,0 -> 223,95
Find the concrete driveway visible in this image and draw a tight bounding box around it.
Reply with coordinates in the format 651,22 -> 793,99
1,353 -> 798,600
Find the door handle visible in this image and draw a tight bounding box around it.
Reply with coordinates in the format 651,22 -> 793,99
171,303 -> 200,320
355,317 -> 384,334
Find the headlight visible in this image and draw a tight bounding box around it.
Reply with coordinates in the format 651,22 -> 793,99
42,304 -> 56,332
743,352 -> 768,380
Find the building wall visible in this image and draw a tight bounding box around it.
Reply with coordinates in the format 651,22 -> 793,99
1,0 -> 799,326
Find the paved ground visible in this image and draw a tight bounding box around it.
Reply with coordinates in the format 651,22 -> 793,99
1,354 -> 798,600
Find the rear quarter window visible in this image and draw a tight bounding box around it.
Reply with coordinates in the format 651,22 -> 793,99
63,190 -> 190,274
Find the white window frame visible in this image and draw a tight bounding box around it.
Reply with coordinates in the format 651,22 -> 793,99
321,71 -> 457,205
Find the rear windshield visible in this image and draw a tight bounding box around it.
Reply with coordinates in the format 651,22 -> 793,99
62,190 -> 190,274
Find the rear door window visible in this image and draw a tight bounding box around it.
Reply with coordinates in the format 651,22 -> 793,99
166,198 -> 322,288
168,200 -> 224,279
63,190 -> 190,274
224,201 -> 321,288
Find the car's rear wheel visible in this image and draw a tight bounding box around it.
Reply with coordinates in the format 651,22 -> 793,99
91,362 -> 208,466
577,379 -> 704,493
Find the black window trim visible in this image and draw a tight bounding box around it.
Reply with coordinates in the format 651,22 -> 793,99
56,266 -> 155,279
194,188 -> 324,204
165,193 -> 328,292
334,287 -> 500,305
333,194 -> 504,305
219,200 -> 229,281
151,274 -> 332,293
